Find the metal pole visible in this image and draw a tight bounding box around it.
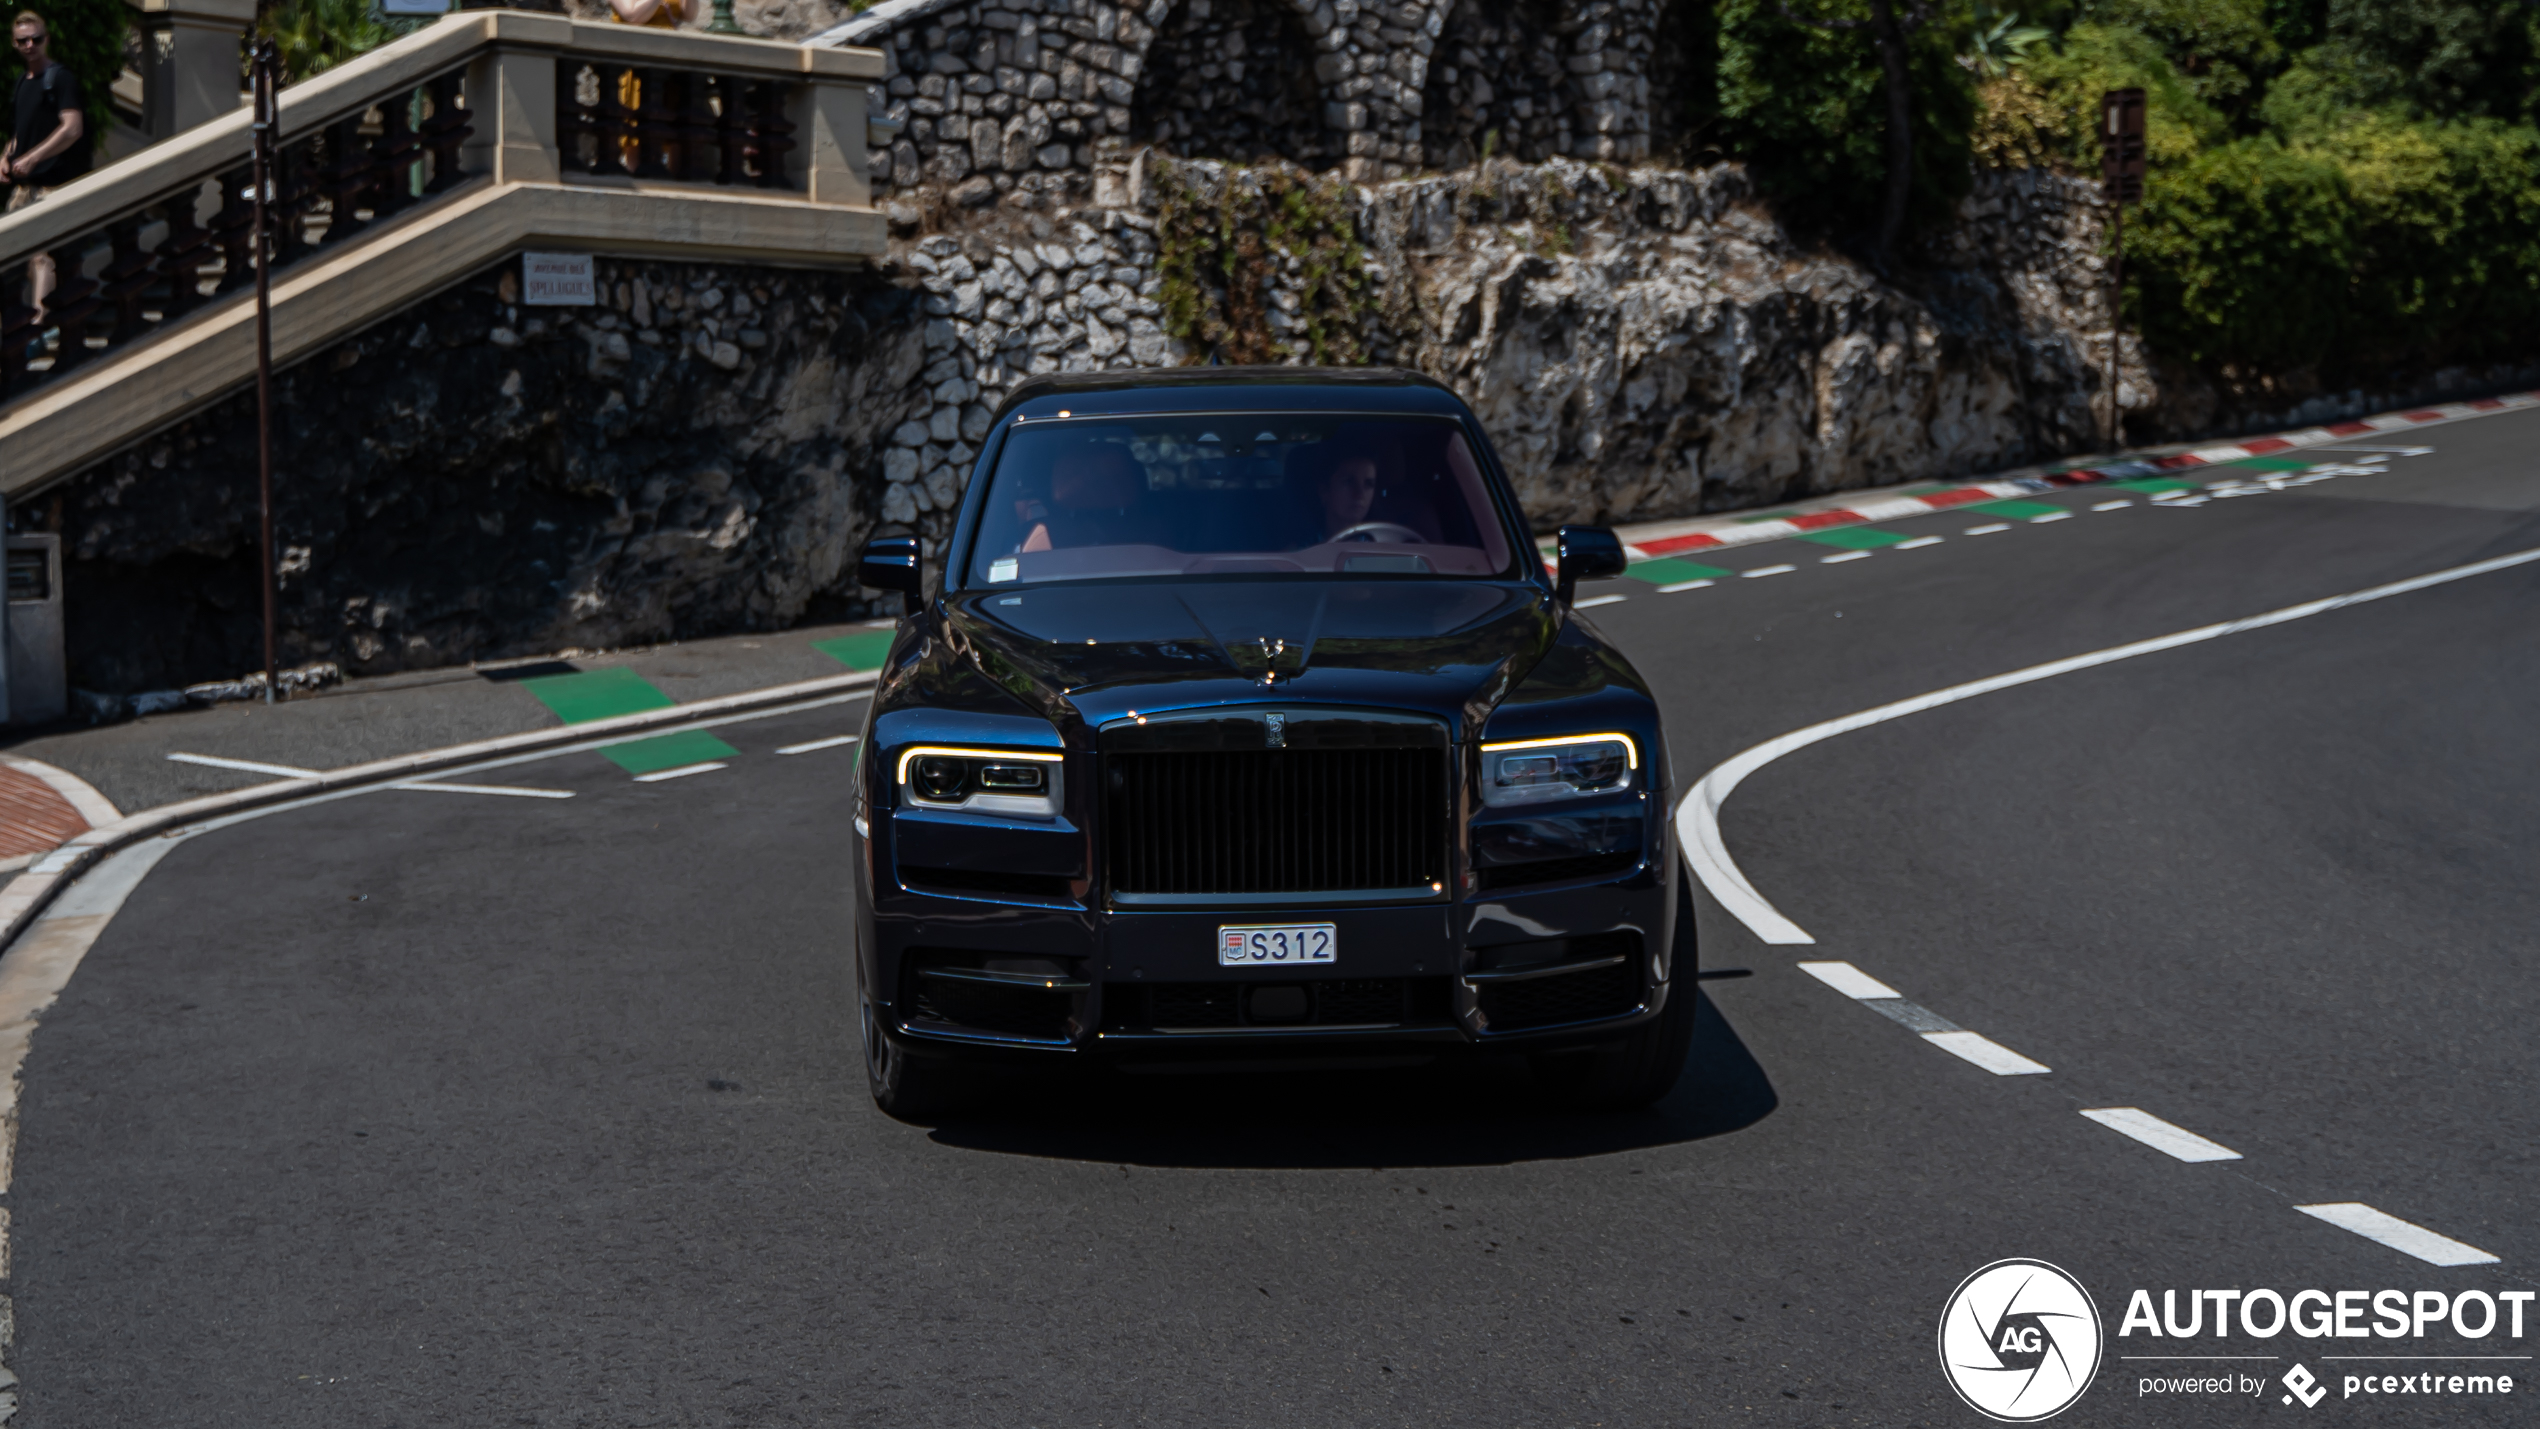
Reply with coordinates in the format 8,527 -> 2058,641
2106,196 -> 2123,452
251,41 -> 280,705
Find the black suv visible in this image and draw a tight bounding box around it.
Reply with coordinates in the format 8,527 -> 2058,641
848,367 -> 1690,1116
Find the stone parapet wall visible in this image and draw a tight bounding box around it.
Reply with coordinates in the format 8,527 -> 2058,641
822,0 -> 1655,197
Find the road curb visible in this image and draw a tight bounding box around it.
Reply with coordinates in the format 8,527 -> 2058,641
0,666 -> 882,968
1603,391 -> 2540,560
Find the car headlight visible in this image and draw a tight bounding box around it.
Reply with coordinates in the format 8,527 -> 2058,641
1476,734 -> 1636,807
896,745 -> 1064,819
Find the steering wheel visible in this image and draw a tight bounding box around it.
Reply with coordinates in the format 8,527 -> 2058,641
1331,521 -> 1427,544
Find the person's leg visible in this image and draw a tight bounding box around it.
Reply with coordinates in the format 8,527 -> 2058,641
5,187 -> 53,321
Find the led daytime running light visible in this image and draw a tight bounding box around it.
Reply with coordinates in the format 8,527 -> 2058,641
1477,733 -> 1639,770
895,745 -> 1066,785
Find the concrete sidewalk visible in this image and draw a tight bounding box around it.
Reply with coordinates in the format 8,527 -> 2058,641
0,618 -> 899,820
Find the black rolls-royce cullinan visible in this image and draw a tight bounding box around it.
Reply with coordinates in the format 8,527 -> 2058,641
847,367 -> 1691,1116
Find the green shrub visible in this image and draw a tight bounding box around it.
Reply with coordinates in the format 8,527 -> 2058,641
1711,0 -> 1976,239
2079,0 -> 2279,118
2125,135 -> 2351,369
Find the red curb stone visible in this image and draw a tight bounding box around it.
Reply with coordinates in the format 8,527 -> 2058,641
0,766 -> 87,860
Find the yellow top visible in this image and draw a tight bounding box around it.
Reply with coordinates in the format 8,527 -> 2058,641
612,0 -> 684,28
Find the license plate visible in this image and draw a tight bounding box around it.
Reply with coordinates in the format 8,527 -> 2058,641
1217,923 -> 1337,967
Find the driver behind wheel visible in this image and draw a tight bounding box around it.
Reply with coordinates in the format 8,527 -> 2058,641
1318,454 -> 1381,540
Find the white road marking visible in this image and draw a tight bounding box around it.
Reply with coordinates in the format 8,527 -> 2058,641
2160,495 -> 2212,507
2295,1204 -> 2499,1267
777,734 -> 863,755
166,752 -> 321,779
1574,594 -> 1627,608
1820,551 -> 1873,564
1743,564 -> 1797,578
1895,536 -> 1943,550
1797,960 -> 1901,1000
389,782 -> 575,799
1657,579 -> 1716,593
1674,543 -> 2540,944
632,762 -> 728,783
2081,1107 -> 2243,1162
2029,511 -> 2073,523
1924,1031 -> 2051,1076
1965,522 -> 2012,535
2091,499 -> 2133,511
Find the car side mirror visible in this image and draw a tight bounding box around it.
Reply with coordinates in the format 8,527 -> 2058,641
1555,524 -> 1626,605
858,536 -> 923,616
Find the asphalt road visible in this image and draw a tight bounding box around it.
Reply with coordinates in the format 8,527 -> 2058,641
12,410 -> 2540,1426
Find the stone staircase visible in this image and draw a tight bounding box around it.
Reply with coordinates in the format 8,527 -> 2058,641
0,10 -> 888,500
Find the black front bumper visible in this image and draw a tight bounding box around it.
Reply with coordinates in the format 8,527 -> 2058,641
863,854 -> 1678,1063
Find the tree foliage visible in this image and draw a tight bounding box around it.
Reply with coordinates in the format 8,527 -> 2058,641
1969,0 -> 2540,378
1711,0 -> 1977,241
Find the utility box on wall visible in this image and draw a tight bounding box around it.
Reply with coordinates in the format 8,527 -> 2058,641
8,535 -> 66,726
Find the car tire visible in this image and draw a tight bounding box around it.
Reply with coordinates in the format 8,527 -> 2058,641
861,994 -> 977,1122
1530,880 -> 1698,1109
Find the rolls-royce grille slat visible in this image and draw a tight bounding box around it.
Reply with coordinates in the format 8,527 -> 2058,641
1107,749 -> 1446,895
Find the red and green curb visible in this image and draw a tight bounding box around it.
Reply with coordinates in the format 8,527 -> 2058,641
1572,390 -> 2540,568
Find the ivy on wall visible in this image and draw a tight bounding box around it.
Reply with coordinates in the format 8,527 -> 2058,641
1152,159 -> 1374,366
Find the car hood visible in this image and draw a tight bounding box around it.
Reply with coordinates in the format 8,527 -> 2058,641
942,580 -> 1556,737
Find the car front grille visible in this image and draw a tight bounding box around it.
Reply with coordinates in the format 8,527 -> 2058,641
1106,748 -> 1448,896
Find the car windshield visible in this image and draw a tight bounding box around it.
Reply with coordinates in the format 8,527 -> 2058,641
962,413 -> 1517,586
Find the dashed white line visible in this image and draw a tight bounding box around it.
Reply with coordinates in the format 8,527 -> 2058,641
166,752 -> 321,779
632,762 -> 728,783
1657,579 -> 1716,593
2029,511 -> 2073,523
2081,1107 -> 2242,1163
1574,594 -> 1627,608
2295,1204 -> 2499,1267
2091,499 -> 2134,511
389,782 -> 575,800
777,734 -> 863,755
1965,522 -> 2012,535
1923,1031 -> 2051,1076
1819,551 -> 1873,564
1742,564 -> 1797,578
1797,961 -> 1901,1000
1895,536 -> 1943,550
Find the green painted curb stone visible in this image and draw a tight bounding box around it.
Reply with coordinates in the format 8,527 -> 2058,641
1792,526 -> 1914,551
1623,556 -> 1733,583
519,667 -> 678,725
601,729 -> 741,775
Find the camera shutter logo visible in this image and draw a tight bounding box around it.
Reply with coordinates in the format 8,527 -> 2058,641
1938,1260 -> 2103,1421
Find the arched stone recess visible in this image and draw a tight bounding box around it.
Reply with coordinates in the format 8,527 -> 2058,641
1417,0 -> 1652,165
818,0 -> 1174,205
1130,0 -> 1338,167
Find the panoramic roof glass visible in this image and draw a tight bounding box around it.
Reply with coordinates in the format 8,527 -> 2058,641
962,413 -> 1519,586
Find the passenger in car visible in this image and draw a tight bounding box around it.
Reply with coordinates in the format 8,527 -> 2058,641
1318,453 -> 1381,539
1017,445 -> 1152,552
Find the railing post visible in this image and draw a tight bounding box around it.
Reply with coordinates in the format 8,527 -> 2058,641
673,70 -> 717,183
154,185 -> 218,321
790,77 -> 870,208
422,67 -> 481,191
0,257 -> 36,397
41,244 -> 102,375
631,67 -> 674,179
460,50 -> 543,186
100,215 -> 156,343
369,94 -> 423,218
210,164 -> 258,294
714,74 -> 747,185
747,80 -> 796,190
